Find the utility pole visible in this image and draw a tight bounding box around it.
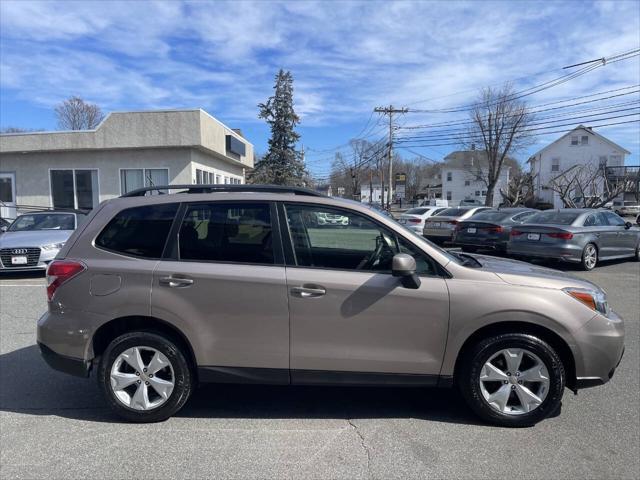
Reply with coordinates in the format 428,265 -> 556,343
374,105 -> 408,208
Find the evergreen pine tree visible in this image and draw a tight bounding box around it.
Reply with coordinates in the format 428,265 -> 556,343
249,69 -> 307,185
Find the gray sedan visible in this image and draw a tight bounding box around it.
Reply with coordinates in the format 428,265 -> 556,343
452,208 -> 537,253
0,211 -> 85,272
508,209 -> 640,270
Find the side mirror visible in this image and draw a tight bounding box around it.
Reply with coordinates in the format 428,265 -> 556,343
625,222 -> 632,229
0,226 -> 7,233
392,253 -> 421,289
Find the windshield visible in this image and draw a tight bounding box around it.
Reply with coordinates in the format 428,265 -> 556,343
469,211 -> 512,222
405,208 -> 430,215
526,211 -> 579,225
436,208 -> 469,217
8,213 -> 75,231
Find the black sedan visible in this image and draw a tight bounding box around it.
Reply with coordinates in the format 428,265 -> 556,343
452,208 -> 537,253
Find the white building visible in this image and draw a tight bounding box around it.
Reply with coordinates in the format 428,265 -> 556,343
528,125 -> 630,209
0,109 -> 254,219
360,183 -> 388,203
440,151 -> 514,207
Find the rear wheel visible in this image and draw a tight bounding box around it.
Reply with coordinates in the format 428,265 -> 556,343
98,331 -> 194,423
580,243 -> 598,271
458,333 -> 565,427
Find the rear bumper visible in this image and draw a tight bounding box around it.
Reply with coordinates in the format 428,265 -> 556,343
507,242 -> 583,262
38,342 -> 90,378
454,237 -> 507,250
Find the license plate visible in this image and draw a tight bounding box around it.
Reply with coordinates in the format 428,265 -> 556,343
467,227 -> 476,233
431,222 -> 441,228
11,256 -> 28,265
527,233 -> 540,241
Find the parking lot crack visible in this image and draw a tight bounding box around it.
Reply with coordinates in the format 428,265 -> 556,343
347,419 -> 373,479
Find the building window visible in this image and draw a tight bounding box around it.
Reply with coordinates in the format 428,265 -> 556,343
196,169 -> 203,184
446,172 -> 452,182
50,169 -> 99,210
581,135 -> 588,145
475,191 -> 480,196
551,157 -> 560,172
599,156 -> 608,167
120,168 -> 169,194
482,190 -> 487,196
215,175 -> 221,184
446,191 -> 452,201
571,136 -> 579,146
464,180 -> 470,186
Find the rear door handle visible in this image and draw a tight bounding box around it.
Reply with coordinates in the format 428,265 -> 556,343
159,276 -> 194,288
290,284 -> 326,298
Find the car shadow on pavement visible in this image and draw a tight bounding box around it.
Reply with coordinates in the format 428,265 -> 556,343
0,271 -> 46,280
0,344 -> 494,427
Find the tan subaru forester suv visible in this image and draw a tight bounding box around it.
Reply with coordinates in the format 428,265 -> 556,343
38,185 -> 625,427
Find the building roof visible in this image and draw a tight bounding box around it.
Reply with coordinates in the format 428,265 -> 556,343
530,125 -> 631,158
0,109 -> 254,168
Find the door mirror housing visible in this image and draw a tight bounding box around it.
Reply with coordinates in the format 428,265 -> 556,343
624,221 -> 632,229
392,253 -> 421,289
0,226 -> 7,233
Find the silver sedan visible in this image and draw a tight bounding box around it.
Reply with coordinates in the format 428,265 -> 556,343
0,211 -> 85,272
508,209 -> 640,270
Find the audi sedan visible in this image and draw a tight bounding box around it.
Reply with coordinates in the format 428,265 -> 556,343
0,211 -> 85,272
453,208 -> 537,253
397,206 -> 446,234
508,209 -> 640,270
423,206 -> 491,244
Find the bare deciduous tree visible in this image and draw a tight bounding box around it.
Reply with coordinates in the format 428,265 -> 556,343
548,164 -> 637,208
463,83 -> 534,206
55,96 -> 104,130
499,171 -> 536,207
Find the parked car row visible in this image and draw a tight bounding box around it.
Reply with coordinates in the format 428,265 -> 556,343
422,206 -> 640,271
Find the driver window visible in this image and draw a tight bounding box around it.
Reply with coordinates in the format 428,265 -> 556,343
284,204 -> 396,272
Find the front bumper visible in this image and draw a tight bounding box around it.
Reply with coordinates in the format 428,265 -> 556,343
507,242 -> 583,262
0,247 -> 58,272
573,309 -> 625,389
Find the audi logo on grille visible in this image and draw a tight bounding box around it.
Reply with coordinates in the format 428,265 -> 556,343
11,249 -> 28,255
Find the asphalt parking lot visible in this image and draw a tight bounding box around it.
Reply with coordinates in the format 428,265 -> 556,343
1,260 -> 638,479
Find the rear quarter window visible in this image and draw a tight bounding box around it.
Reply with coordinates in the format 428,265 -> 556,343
95,203 -> 179,258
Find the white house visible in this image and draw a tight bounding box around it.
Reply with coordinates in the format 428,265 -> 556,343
360,182 -> 388,203
440,150 -> 514,207
0,109 -> 254,219
528,125 -> 630,208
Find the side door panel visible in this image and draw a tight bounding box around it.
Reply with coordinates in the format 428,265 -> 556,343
152,261 -> 290,369
150,200 -> 290,372
281,202 -> 450,378
287,268 -> 450,376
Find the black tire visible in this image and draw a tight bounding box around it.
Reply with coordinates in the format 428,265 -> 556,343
458,333 -> 565,427
98,331 -> 194,423
580,243 -> 598,271
634,243 -> 640,262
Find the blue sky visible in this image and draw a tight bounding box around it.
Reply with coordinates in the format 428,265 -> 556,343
1,0 -> 639,177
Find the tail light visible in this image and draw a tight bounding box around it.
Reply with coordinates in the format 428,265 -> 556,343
484,226 -> 504,233
546,232 -> 574,240
511,230 -> 524,236
46,260 -> 86,301
408,218 -> 421,224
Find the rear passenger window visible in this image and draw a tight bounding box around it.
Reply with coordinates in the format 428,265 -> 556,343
179,203 -> 274,264
96,204 -> 178,258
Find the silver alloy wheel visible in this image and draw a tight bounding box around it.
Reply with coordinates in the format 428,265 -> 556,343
583,244 -> 597,269
479,348 -> 550,416
110,346 -> 175,411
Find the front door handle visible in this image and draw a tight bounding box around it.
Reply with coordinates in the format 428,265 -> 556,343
290,284 -> 326,298
159,276 -> 194,288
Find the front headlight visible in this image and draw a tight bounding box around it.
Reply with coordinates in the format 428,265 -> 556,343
41,242 -> 65,251
563,287 -> 609,316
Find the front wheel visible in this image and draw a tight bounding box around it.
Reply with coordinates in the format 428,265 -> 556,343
458,333 -> 565,427
581,243 -> 598,271
98,331 -> 194,423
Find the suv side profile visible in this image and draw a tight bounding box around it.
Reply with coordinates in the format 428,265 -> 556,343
38,185 -> 625,427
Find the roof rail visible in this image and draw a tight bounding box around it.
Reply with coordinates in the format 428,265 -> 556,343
120,184 -> 326,198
